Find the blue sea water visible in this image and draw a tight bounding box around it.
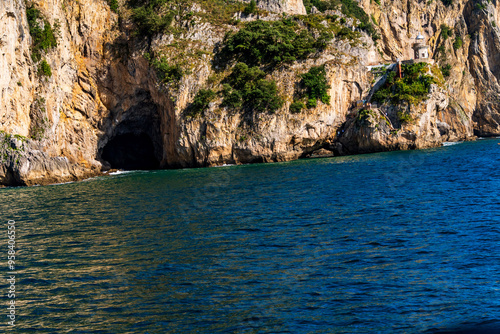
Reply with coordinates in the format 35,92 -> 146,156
2,139 -> 500,333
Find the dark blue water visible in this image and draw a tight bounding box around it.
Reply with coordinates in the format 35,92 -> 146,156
2,139 -> 500,333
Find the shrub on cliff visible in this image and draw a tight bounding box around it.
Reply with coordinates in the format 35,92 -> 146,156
188,89 -> 216,116
218,19 -> 320,68
372,63 -> 435,105
38,60 -> 52,77
303,0 -> 378,41
130,3 -> 174,36
440,24 -> 452,40
453,35 -> 463,49
221,63 -> 283,113
108,0 -> 119,13
128,0 -> 194,36
290,101 -> 306,113
26,6 -> 58,62
440,64 -> 452,77
293,65 -> 331,109
243,0 -> 257,15
146,54 -> 184,84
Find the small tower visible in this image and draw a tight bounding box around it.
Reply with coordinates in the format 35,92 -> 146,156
412,33 -> 429,60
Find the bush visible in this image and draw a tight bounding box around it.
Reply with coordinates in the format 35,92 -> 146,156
440,63 -> 452,77
243,0 -> 257,15
289,101 -> 305,113
221,84 -> 243,109
189,89 -> 216,116
398,111 -> 412,123
218,19 -> 321,68
108,0 -> 119,13
131,5 -> 173,36
26,6 -> 58,62
441,0 -> 453,6
38,59 -> 52,77
475,2 -> 486,10
440,24 -> 452,40
453,35 -> 463,49
247,79 -> 283,112
222,63 -> 283,113
127,0 -> 192,36
148,55 -> 183,84
300,65 -> 331,107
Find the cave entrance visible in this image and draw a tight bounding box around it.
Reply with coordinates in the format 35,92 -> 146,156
101,133 -> 160,170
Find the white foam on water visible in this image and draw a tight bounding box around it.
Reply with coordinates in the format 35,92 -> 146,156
213,164 -> 235,168
109,170 -> 136,175
442,141 -> 463,146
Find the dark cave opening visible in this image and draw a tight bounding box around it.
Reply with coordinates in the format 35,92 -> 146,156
101,133 -> 160,170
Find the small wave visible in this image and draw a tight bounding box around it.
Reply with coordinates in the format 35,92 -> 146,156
442,141 -> 463,146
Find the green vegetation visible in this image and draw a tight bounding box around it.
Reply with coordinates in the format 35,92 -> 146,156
441,0 -> 453,6
475,2 -> 486,10
129,2 -> 174,36
221,63 -> 283,113
145,53 -> 184,84
194,0 -> 245,26
453,35 -> 463,49
108,0 -> 119,13
299,65 -> 331,108
243,0 -> 257,15
372,62 -> 435,105
356,108 -> 372,125
397,111 -> 412,123
218,19 -> 321,68
26,6 -> 58,62
221,84 -> 243,109
38,59 -> 52,77
188,89 -> 216,116
128,0 -> 196,36
440,24 -> 452,40
303,0 -> 379,41
289,101 -> 306,113
0,132 -> 26,164
440,63 -> 452,77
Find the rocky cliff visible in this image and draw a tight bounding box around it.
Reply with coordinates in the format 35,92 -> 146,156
0,0 -> 497,186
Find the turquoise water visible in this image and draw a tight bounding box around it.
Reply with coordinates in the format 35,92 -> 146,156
2,139 -> 500,333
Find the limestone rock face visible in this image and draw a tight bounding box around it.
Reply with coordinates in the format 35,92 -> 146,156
239,0 -> 306,15
1,0 -> 500,186
258,0 -> 307,15
338,85 -> 473,154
